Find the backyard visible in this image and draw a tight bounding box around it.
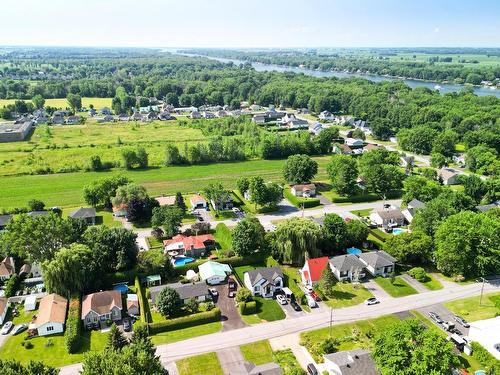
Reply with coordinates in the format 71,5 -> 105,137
374,276 -> 418,297
176,352 -> 224,375
444,292 -> 500,322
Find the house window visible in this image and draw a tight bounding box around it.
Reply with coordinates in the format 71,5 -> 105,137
254,285 -> 260,291
47,326 -> 54,332
340,271 -> 348,277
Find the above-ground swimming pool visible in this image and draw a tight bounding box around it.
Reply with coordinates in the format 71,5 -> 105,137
173,257 -> 195,267
392,228 -> 406,235
346,247 -> 362,255
113,284 -> 129,294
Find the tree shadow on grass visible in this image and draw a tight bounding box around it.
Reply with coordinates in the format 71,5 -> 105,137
331,290 -> 356,301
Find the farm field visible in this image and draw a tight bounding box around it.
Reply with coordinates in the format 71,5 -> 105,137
0,121 -> 207,176
0,155 -> 332,209
0,97 -> 113,108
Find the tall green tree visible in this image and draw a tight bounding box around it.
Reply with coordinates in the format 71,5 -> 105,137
327,155 -> 358,196
83,175 -> 130,208
384,231 -> 433,264
402,175 -> 442,204
31,94 -> 45,109
273,218 -> 321,265
106,324 -> 128,351
0,359 -> 57,375
231,217 -> 266,256
320,265 -> 337,296
66,93 -> 82,112
151,206 -> 183,238
282,154 -> 318,184
156,287 -> 182,318
321,213 -> 347,254
345,220 -> 369,247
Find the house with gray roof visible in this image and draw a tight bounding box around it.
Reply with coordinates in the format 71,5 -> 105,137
0,121 -> 33,142
476,201 -> 500,213
69,207 -> 97,225
243,266 -> 283,298
244,361 -> 282,375
323,349 -> 379,375
358,251 -> 396,277
328,254 -> 366,282
150,281 -> 211,305
369,209 -> 405,229
402,199 -> 426,223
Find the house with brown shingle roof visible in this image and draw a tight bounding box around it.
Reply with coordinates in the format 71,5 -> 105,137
32,293 -> 68,336
0,256 -> 15,281
81,290 -> 122,329
0,297 -> 8,325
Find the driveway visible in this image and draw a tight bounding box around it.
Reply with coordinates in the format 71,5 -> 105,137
317,193 -> 332,206
418,304 -> 470,336
363,279 -> 391,301
213,284 -> 247,331
217,347 -> 247,374
400,274 -> 428,293
280,300 -> 307,318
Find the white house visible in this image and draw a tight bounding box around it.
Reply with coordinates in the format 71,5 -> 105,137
0,297 -> 8,325
402,199 -> 426,223
33,294 -> 68,336
328,255 -> 366,282
468,317 -> 500,359
81,290 -> 122,329
345,138 -> 364,147
198,261 -> 232,285
244,266 -> 283,297
369,209 -> 406,229
24,295 -> 37,311
190,194 -> 208,209
358,251 -> 396,277
290,184 -> 316,198
438,168 -> 460,185
300,257 -> 329,286
319,111 -> 334,121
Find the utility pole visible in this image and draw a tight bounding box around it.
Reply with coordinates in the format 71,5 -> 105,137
479,277 -> 485,306
329,307 -> 333,337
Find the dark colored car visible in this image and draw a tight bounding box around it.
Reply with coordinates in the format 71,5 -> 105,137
307,363 -> 318,375
290,300 -> 302,312
123,319 -> 132,332
428,312 -> 442,324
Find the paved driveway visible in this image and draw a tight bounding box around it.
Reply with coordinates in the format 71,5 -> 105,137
214,284 -> 246,331
280,300 -> 307,318
400,274 -> 427,293
418,303 -> 470,336
363,279 -> 391,301
217,347 -> 247,374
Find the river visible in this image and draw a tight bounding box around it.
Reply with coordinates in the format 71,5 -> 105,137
175,52 -> 500,98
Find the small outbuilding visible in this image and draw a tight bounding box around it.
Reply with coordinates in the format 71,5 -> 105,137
198,261 -> 232,285
24,295 -> 37,311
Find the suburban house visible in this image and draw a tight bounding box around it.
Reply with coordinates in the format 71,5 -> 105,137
51,112 -> 65,124
0,297 -> 8,325
468,317 -> 500,360
31,293 -> 68,336
311,123 -> 324,135
69,207 -> 97,225
81,290 -> 123,329
0,256 -> 15,280
323,349 -> 378,375
243,266 -> 284,297
345,138 -> 364,147
130,112 -> 143,121
190,194 -> 208,209
363,143 -> 384,153
126,294 -> 140,316
117,113 -> 130,121
252,114 -> 267,124
100,107 -> 112,115
158,111 -> 173,120
369,209 -> 406,229
198,261 -> 232,285
203,111 -> 215,119
190,111 -> 201,119
332,144 -> 353,155
290,183 -> 316,197
150,281 -> 211,305
300,257 -> 330,286
286,119 -> 309,129
328,254 -> 366,282
163,234 -> 216,258
402,199 -> 426,223
319,110 -> 334,121
88,108 -> 97,116
438,168 -> 460,185
210,195 -> 233,211
66,116 -> 81,125
96,114 -> 115,123
358,251 -> 396,277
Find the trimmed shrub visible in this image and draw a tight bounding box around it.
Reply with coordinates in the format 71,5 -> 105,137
148,308 -> 221,334
284,188 -> 320,208
408,267 -> 428,282
65,297 -> 82,354
239,301 -> 257,315
135,276 -> 148,324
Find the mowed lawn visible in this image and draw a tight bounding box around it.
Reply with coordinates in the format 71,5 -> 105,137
149,322 -> 222,345
176,352 -> 224,375
0,156 -> 332,209
240,340 -> 274,365
0,330 -> 107,368
322,283 -> 374,308
0,97 -> 112,108
444,292 -> 500,322
374,276 -> 418,297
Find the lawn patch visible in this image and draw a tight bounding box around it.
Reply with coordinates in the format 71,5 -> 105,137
149,322 -> 222,345
273,349 -> 306,374
176,352 -> 224,375
419,274 -> 443,291
322,283 -> 374,308
214,223 -> 232,251
444,292 -> 500,322
350,208 -> 373,217
374,276 -> 418,297
240,340 -> 273,365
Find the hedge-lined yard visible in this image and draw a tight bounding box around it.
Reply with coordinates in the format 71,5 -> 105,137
177,352 -> 224,375
284,188 -> 321,208
147,308 -> 221,334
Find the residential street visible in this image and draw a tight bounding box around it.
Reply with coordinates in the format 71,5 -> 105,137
57,280 -> 499,375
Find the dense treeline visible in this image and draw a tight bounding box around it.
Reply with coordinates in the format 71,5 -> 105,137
184,48 -> 500,84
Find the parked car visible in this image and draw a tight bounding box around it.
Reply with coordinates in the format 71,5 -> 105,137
123,319 -> 132,332
442,321 -> 455,331
209,288 -> 218,296
276,295 -> 287,305
1,321 -> 13,335
428,312 -> 443,324
197,216 -> 204,222
450,327 -> 463,336
12,324 -> 28,336
228,290 -> 235,298
232,207 -> 240,213
364,297 -> 380,305
453,315 -> 470,328
290,300 -> 302,311
306,294 -> 317,308
307,363 -> 319,375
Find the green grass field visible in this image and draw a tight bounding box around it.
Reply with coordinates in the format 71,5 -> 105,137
322,283 -> 374,308
149,322 -> 222,345
0,155 -> 332,210
176,352 -> 224,375
444,292 -> 500,322
374,276 -> 418,297
213,223 -> 232,252
240,340 -> 274,365
385,53 -> 500,67
0,97 -> 113,108
418,274 -> 443,291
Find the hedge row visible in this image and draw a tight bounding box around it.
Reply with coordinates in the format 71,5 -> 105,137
65,297 -> 82,354
135,276 -> 148,324
239,301 -> 257,315
330,190 -> 402,204
147,308 -> 221,334
284,189 -> 320,209
471,342 -> 500,374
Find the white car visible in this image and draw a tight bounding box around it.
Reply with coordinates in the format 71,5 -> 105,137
276,295 -> 287,305
1,321 -> 13,335
209,288 -> 218,296
304,284 -> 314,293
364,297 -> 380,306
232,207 -> 240,213
306,294 -> 317,308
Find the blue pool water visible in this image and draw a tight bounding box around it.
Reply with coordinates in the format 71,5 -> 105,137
173,257 -> 195,267
392,228 -> 405,235
113,284 -> 128,294
346,247 -> 362,255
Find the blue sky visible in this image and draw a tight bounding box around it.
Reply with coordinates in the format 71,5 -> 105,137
1,0 -> 499,47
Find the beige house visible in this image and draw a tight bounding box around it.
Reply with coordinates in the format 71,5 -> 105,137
438,168 -> 460,185
82,290 -> 122,329
0,257 -> 15,281
290,184 -> 316,198
32,294 -> 68,336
